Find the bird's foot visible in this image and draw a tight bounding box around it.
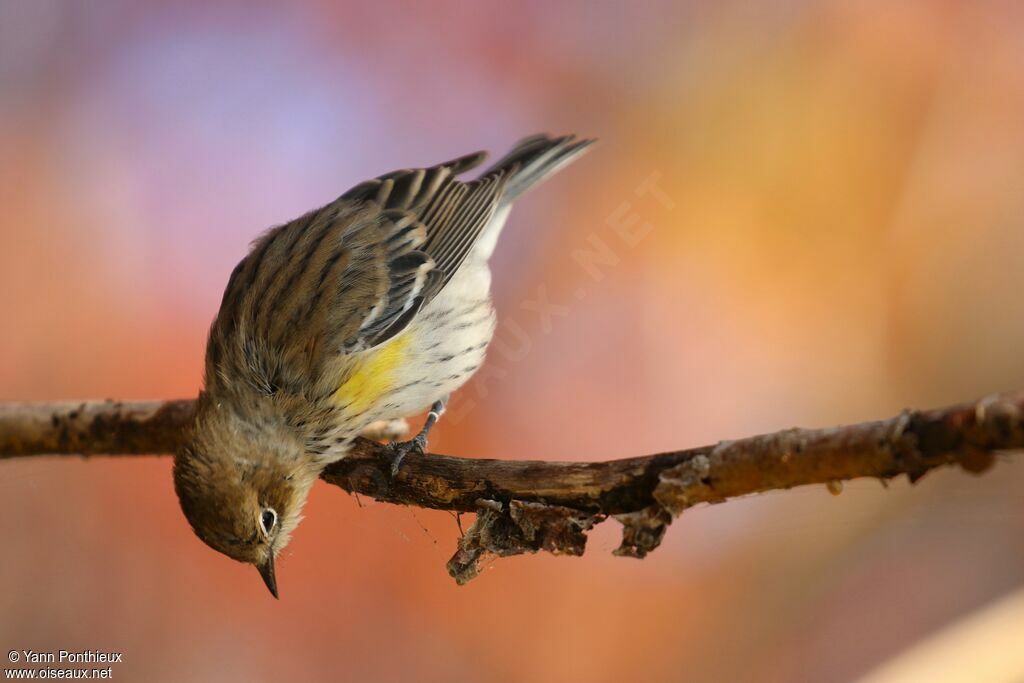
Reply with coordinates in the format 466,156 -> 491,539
385,397 -> 448,477
386,434 -> 427,478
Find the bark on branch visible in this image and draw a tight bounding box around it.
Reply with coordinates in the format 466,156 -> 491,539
1,393 -> 1021,583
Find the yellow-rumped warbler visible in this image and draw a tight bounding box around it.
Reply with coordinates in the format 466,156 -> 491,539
173,134 -> 594,596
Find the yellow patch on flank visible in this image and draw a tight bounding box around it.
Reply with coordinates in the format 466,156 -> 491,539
333,333 -> 411,413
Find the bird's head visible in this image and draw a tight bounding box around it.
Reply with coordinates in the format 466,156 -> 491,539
173,396 -> 319,598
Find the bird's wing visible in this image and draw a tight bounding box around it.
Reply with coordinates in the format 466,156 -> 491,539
206,136 -> 592,399
341,134 -> 594,292
338,149 -> 511,302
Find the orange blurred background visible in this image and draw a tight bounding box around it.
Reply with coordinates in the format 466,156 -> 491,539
2,2 -> 1023,681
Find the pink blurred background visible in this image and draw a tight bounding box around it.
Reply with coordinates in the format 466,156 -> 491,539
2,2 -> 1024,681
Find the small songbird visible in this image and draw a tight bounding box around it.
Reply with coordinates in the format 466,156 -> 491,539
173,134 -> 594,597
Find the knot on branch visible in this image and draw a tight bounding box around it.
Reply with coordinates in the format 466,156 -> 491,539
655,452 -> 717,516
967,396 -> 1023,472
447,499 -> 601,585
890,409 -> 933,483
899,394 -> 1024,481
610,453 -> 714,558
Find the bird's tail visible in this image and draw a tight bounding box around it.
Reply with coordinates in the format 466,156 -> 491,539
484,134 -> 595,202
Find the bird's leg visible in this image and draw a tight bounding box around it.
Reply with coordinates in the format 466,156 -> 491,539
388,396 -> 448,476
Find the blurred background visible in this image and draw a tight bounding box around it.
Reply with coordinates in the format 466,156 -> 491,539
2,1 -> 1023,681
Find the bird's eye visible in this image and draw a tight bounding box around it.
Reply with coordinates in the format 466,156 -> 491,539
260,508 -> 278,535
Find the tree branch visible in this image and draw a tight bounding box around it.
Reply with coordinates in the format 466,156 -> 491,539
2,393 -> 1021,583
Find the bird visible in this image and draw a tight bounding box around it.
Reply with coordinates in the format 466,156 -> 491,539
173,134 -> 595,598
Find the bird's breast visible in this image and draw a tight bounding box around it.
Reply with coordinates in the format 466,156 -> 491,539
333,303 -> 495,427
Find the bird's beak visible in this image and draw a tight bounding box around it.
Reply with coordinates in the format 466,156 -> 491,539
257,552 -> 279,599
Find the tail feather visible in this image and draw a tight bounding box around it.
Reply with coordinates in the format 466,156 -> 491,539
484,134 -> 595,201
462,134 -> 593,261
